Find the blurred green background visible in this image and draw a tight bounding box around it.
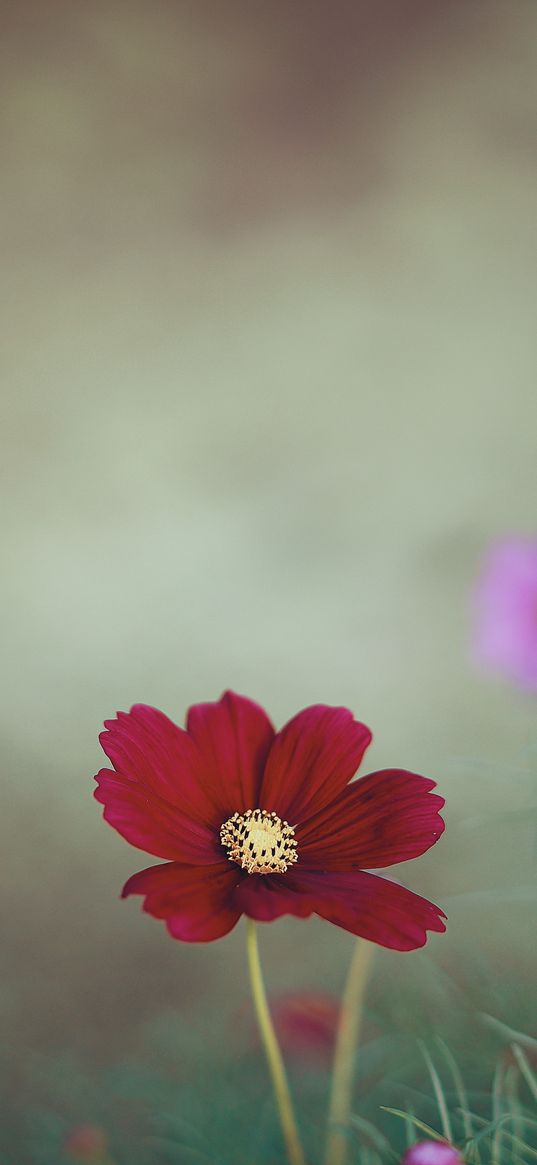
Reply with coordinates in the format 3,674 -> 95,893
2,1 -> 537,1152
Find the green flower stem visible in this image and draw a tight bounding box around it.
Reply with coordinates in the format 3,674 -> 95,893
246,919 -> 306,1165
325,938 -> 374,1165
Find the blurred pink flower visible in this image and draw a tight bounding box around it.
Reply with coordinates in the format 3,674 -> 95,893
401,1143 -> 463,1164
63,1125 -> 109,1162
473,537 -> 537,690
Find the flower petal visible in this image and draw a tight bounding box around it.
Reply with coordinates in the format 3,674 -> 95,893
285,869 -> 446,950
94,769 -> 221,863
122,861 -> 242,941
186,691 -> 275,816
233,874 -> 314,923
99,704 -> 217,824
296,770 -> 445,871
260,705 -> 372,822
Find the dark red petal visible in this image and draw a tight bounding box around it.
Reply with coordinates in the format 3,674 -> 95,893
186,691 -> 275,816
122,861 -> 242,942
285,869 -> 446,950
100,704 -> 217,824
233,875 -> 314,923
260,706 -> 372,822
297,770 -> 445,871
94,769 -> 221,863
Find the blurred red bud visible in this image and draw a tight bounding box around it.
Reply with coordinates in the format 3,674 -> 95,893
271,992 -> 340,1061
63,1124 -> 109,1162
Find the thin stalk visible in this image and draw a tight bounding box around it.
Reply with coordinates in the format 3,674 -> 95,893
245,920 -> 306,1165
325,938 -> 374,1165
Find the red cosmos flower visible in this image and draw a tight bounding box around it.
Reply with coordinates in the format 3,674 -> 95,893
94,692 -> 446,948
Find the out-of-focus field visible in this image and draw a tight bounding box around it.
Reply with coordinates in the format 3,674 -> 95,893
2,0 -> 537,1121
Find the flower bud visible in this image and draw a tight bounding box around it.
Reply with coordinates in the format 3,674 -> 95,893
401,1143 -> 463,1165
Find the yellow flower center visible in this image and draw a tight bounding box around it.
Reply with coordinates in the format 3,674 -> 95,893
220,809 -> 298,875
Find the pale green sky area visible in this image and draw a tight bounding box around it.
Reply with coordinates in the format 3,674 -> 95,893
2,1 -> 537,1059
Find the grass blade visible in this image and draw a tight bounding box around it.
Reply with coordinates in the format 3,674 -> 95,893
419,1041 -> 453,1145
512,1042 -> 537,1103
435,1038 -> 474,1145
380,1108 -> 446,1142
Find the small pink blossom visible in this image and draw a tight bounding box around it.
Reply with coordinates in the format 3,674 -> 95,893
401,1143 -> 463,1164
473,537 -> 537,690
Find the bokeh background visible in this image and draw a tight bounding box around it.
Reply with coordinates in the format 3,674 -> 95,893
2,0 -> 537,1155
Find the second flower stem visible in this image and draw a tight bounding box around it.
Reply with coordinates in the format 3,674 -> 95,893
246,919 -> 306,1165
325,937 -> 374,1165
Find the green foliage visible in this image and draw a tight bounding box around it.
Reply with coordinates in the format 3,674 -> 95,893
2,969 -> 537,1165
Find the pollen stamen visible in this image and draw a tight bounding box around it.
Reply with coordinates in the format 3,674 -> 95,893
220,808 -> 298,875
